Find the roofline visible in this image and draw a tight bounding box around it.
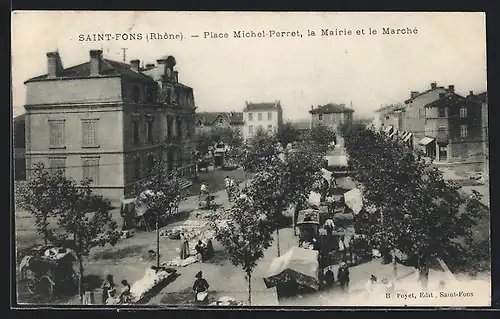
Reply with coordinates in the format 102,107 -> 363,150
24,74 -> 123,84
308,109 -> 354,114
423,93 -> 466,108
404,86 -> 445,104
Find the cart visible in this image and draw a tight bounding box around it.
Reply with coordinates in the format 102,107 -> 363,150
120,198 -> 152,231
296,209 -> 320,244
19,246 -> 78,298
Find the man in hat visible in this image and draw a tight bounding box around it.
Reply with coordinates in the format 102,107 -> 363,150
337,262 -> 350,292
193,271 -> 210,303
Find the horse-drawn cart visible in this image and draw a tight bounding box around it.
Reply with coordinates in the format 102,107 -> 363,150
19,246 -> 78,298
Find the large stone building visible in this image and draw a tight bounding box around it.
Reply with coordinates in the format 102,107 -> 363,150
242,101 -> 283,140
374,103 -> 405,132
13,114 -> 26,181
195,111 -> 244,134
24,50 -> 196,202
309,103 -> 354,132
423,90 -> 483,168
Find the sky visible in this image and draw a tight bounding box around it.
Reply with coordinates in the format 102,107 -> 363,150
11,11 -> 487,121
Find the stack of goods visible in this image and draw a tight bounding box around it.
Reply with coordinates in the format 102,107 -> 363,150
195,210 -> 214,219
129,267 -> 173,302
160,220 -> 210,239
209,296 -> 248,306
162,254 -> 202,267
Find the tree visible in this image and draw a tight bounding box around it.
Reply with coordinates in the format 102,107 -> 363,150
310,124 -> 337,153
135,159 -> 186,268
275,122 -> 300,149
211,125 -> 244,149
239,127 -> 280,172
194,130 -> 213,155
17,162 -> 73,245
211,194 -> 274,305
55,178 -> 120,304
340,122 -> 484,271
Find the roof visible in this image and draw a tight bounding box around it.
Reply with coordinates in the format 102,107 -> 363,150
195,112 -> 244,126
423,93 -> 466,108
14,114 -> 26,123
290,121 -> 311,130
141,64 -> 192,90
375,104 -> 405,114
243,102 -> 281,112
25,58 -> 155,84
404,85 -> 445,104
309,103 -> 354,114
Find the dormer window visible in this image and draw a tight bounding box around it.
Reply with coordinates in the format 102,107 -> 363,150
460,106 -> 468,118
131,85 -> 140,103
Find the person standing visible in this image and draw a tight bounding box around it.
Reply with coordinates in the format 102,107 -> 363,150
193,271 -> 210,303
82,283 -> 95,305
224,176 -> 231,200
337,262 -> 350,292
324,267 -> 335,290
119,280 -> 132,304
101,274 -> 115,305
180,233 -> 190,260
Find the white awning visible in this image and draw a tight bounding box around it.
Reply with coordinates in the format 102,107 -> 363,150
403,133 -> 413,143
389,130 -> 398,138
400,131 -> 408,139
418,137 -> 435,146
384,125 -> 393,133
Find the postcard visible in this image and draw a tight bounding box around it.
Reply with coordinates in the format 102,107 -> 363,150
12,11 -> 490,308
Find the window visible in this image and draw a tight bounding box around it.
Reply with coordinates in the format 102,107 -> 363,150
258,113 -> 262,121
82,119 -> 98,147
438,106 -> 446,118
248,113 -> 253,121
439,145 -> 448,160
460,124 -> 468,138
268,112 -> 272,121
131,85 -> 140,103
145,86 -> 156,103
319,114 -> 323,121
385,115 -> 389,120
133,156 -> 141,180
49,158 -> 66,176
147,154 -> 155,174
49,120 -> 65,147
268,125 -> 273,131
176,118 -> 182,138
133,120 -> 140,144
146,120 -> 154,143
259,125 -> 263,131
82,157 -> 99,184
249,125 -> 254,134
460,106 -> 468,118
219,117 -> 224,124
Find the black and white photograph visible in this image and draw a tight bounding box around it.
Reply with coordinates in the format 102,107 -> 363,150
11,11 -> 490,307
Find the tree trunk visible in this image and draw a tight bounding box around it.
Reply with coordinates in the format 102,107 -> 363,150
276,227 -> 281,257
247,272 -> 252,306
42,214 -> 48,245
78,255 -> 84,304
156,216 -> 160,268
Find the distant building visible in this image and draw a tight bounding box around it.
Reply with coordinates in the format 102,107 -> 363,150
309,103 -> 354,132
375,104 -> 405,131
195,111 -> 244,134
24,50 -> 197,201
478,92 -> 488,181
242,101 -> 283,139
13,114 -> 26,181
423,90 -> 483,168
290,120 -> 311,141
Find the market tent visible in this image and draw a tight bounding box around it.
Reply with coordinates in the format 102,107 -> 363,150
321,168 -> 333,181
264,247 -> 319,290
343,188 -> 363,215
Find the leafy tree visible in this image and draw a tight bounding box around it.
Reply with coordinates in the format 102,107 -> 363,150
135,160 -> 186,268
211,194 -> 274,305
211,125 -> 244,148
17,162 -> 72,245
239,127 -> 280,172
194,130 -> 213,155
310,124 -> 337,153
275,122 -> 300,149
340,122 -> 484,271
55,178 -> 120,304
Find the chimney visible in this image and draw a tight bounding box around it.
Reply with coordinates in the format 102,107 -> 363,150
411,91 -> 420,98
130,59 -> 140,72
469,90 -> 474,96
431,82 -> 437,89
46,52 -> 61,78
89,50 -> 103,76
448,85 -> 455,93
173,71 -> 179,82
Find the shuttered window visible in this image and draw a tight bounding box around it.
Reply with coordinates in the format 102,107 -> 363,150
82,119 -> 98,147
82,157 -> 100,184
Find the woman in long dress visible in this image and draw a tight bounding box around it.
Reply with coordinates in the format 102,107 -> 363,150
180,233 -> 190,260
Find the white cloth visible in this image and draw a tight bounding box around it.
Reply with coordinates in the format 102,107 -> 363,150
201,184 -> 208,193
308,191 -> 321,207
224,178 -> 230,188
343,188 -> 363,215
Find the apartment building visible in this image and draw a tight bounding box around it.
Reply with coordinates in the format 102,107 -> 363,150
242,101 -> 283,139
309,103 -> 354,132
24,50 -> 196,201
195,111 -> 244,134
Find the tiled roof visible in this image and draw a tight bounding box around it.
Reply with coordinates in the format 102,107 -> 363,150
25,58 -> 155,83
195,112 -> 244,126
424,93 -> 466,108
309,103 -> 354,114
404,86 -> 445,104
243,102 -> 280,112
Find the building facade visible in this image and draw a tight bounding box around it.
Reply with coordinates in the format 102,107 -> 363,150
423,90 -> 483,167
309,103 -> 354,132
374,104 -> 405,132
24,50 -> 196,202
13,114 -> 26,181
242,101 -> 283,139
478,92 -> 488,181
195,112 -> 244,134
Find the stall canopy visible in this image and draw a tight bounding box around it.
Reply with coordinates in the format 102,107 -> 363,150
321,168 -> 333,181
384,125 -> 394,134
418,137 -> 435,146
403,133 -> 413,143
389,130 -> 398,138
264,247 -> 319,290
